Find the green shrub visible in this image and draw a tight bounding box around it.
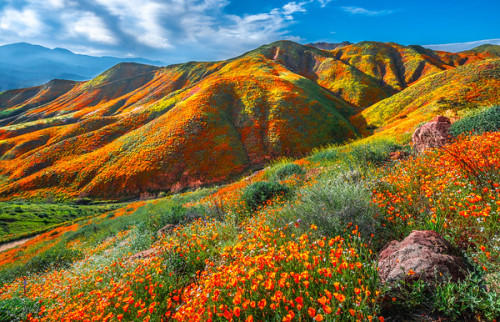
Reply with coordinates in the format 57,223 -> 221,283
65,223 -> 100,242
348,140 -> 402,165
0,298 -> 40,322
242,181 -> 291,211
271,163 -> 305,180
382,270 -> 500,321
279,175 -> 377,239
450,106 -> 500,137
433,273 -> 500,320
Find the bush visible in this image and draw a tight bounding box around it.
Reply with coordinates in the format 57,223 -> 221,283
382,272 -> 500,321
242,181 -> 291,211
270,163 -> 305,180
280,175 -> 377,239
348,140 -> 401,165
450,106 -> 500,137
309,147 -> 340,162
433,273 -> 500,320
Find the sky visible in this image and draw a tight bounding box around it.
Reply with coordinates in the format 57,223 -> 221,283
0,0 -> 499,64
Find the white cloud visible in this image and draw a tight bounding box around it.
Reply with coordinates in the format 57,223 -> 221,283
0,0 -> 336,61
0,8 -> 45,37
283,2 -> 307,16
317,0 -> 334,7
93,0 -> 172,48
65,12 -> 117,44
341,6 -> 394,16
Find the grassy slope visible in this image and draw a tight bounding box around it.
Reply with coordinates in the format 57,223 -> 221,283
0,201 -> 123,242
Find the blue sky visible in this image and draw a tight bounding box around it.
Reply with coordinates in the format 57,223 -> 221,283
0,0 -> 498,63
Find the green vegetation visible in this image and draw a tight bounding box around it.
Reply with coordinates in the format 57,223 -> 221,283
25,245 -> 83,273
0,201 -> 122,242
241,181 -> 291,211
0,297 -> 41,322
278,172 -> 377,239
309,137 -> 404,166
267,162 -> 305,180
382,268 -> 500,321
450,105 -> 500,137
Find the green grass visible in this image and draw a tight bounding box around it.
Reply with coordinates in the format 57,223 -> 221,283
308,137 -> 404,166
449,105 -> 500,137
0,297 -> 41,322
0,201 -> 122,242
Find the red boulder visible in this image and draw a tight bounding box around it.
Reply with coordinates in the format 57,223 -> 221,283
378,230 -> 466,284
412,116 -> 451,153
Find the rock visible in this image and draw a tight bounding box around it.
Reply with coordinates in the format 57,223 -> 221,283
412,116 -> 451,153
378,230 -> 466,284
389,150 -> 410,161
157,224 -> 175,237
485,273 -> 500,293
128,247 -> 159,262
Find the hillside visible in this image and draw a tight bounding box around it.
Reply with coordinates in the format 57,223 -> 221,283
352,59 -> 500,136
0,40 -> 499,200
0,43 -> 163,91
0,131 -> 498,321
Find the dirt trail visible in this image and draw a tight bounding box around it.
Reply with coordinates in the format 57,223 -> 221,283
0,236 -> 35,253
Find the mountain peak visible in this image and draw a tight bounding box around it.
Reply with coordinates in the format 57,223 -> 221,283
306,41 -> 352,50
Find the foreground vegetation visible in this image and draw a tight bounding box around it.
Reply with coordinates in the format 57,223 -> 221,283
0,122 -> 499,320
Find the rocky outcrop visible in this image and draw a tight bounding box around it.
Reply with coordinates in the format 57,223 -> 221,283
378,230 -> 466,284
412,116 -> 452,153
128,247 -> 159,262
389,150 -> 411,160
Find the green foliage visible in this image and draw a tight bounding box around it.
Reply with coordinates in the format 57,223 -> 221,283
279,173 -> 377,239
242,181 -> 291,211
0,297 -> 40,322
268,163 -> 305,180
25,245 -> 83,273
309,138 -> 403,166
382,270 -> 500,321
450,105 -> 500,137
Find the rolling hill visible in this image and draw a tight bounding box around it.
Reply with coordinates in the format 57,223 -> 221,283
0,41 -> 499,200
0,43 -> 163,91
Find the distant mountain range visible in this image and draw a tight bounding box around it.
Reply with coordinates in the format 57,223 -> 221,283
423,38 -> 500,52
0,43 -> 163,91
0,41 -> 499,200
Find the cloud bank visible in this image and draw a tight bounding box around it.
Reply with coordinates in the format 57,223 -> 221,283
0,0 -> 327,62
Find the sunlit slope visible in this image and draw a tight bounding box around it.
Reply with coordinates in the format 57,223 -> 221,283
0,41 -> 498,200
0,51 -> 357,199
351,59 -> 500,136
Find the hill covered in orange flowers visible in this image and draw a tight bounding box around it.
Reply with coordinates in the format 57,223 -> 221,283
0,41 -> 499,200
